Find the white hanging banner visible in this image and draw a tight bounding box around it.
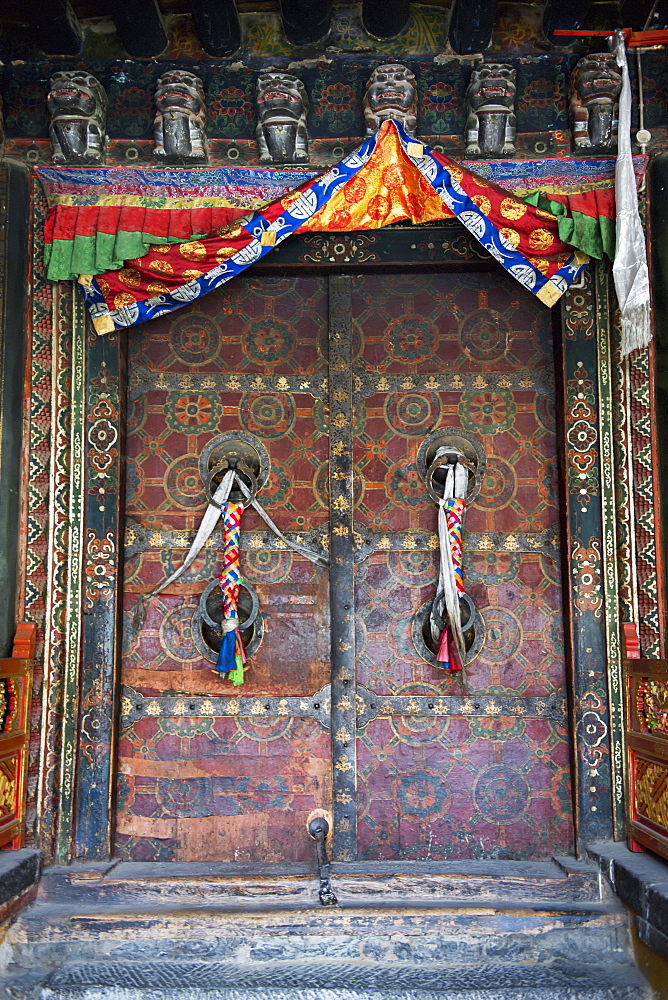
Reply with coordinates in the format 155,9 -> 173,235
612,29 -> 651,356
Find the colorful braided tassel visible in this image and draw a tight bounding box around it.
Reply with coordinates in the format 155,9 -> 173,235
437,497 -> 466,673
444,498 -> 465,598
214,499 -> 246,686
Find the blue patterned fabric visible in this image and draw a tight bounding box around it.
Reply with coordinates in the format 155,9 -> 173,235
80,121 -> 589,332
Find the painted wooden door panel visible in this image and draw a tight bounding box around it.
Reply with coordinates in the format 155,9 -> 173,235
117,275 -> 332,863
351,273 -> 573,860
116,264 -> 574,864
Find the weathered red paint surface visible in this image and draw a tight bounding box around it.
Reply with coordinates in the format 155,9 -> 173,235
116,268 -> 573,862
117,275 -> 332,862
353,273 -> 572,859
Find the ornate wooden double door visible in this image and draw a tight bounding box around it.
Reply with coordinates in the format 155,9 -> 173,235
118,242 -> 574,864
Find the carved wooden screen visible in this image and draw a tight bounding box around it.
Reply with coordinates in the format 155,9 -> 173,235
0,649 -> 33,848
626,657 -> 668,859
116,260 -> 574,863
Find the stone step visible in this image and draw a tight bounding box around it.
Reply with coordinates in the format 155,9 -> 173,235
6,898 -> 630,966
2,861 -> 647,999
35,858 -> 603,909
0,957 -> 653,1000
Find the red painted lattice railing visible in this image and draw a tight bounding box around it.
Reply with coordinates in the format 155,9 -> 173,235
624,625 -> 668,859
0,624 -> 36,850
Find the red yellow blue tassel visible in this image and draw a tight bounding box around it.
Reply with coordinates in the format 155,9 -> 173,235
437,496 -> 466,673
214,499 -> 246,686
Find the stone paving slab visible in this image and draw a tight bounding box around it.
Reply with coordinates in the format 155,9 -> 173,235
0,958 -> 647,999
35,990 -> 651,1000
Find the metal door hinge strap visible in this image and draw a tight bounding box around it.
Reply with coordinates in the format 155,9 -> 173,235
328,274 -> 357,862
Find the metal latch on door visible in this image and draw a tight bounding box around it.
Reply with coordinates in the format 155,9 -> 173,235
307,809 -> 337,906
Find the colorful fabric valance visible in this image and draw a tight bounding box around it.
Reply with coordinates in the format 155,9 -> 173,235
38,147 -> 646,288
37,163 -> 319,281
38,122 -> 647,335
42,121 -> 594,334
466,156 -> 646,263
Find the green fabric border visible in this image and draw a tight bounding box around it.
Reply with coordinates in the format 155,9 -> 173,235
524,192 -> 615,261
45,230 -> 206,281
46,191 -> 617,282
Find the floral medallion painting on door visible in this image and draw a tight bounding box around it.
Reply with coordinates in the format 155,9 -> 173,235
351,273 -> 572,860
117,264 -> 573,864
118,275 -> 332,863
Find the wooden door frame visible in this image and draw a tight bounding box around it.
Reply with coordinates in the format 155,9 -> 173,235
27,218 -> 627,863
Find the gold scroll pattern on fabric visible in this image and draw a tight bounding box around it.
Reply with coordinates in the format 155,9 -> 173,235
302,129 -> 449,233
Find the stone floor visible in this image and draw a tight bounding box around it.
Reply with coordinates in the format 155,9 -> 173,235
0,856 -> 656,1000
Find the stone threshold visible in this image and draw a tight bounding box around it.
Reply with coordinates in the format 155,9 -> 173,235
589,840 -> 668,963
43,856 -> 587,880
0,849 -> 43,924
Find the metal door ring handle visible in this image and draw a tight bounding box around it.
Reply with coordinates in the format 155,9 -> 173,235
201,579 -> 260,632
426,456 -> 478,504
206,461 -> 258,508
432,591 -> 475,633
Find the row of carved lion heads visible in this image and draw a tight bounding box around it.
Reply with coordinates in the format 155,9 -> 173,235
47,54 -> 623,167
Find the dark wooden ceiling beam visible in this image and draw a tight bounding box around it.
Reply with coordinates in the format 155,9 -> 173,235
36,0 -> 84,55
190,0 -> 241,56
362,0 -> 411,39
278,0 -> 332,45
448,0 -> 499,55
620,0 -> 668,30
542,0 -> 594,44
108,0 -> 168,56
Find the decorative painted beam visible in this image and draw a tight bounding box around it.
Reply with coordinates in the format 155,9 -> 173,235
74,323 -> 125,861
109,0 -> 167,58
448,0 -> 499,55
279,0 -> 332,45
122,686 -> 566,729
542,0 -> 594,44
362,0 -> 411,39
36,0 -> 83,55
190,0 -> 242,57
126,363 -> 554,402
560,269 -> 617,848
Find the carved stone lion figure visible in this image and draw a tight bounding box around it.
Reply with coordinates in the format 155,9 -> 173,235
465,63 -> 516,156
363,63 -> 418,137
154,70 -> 208,164
47,70 -> 107,165
255,71 -> 309,164
569,54 -> 622,151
